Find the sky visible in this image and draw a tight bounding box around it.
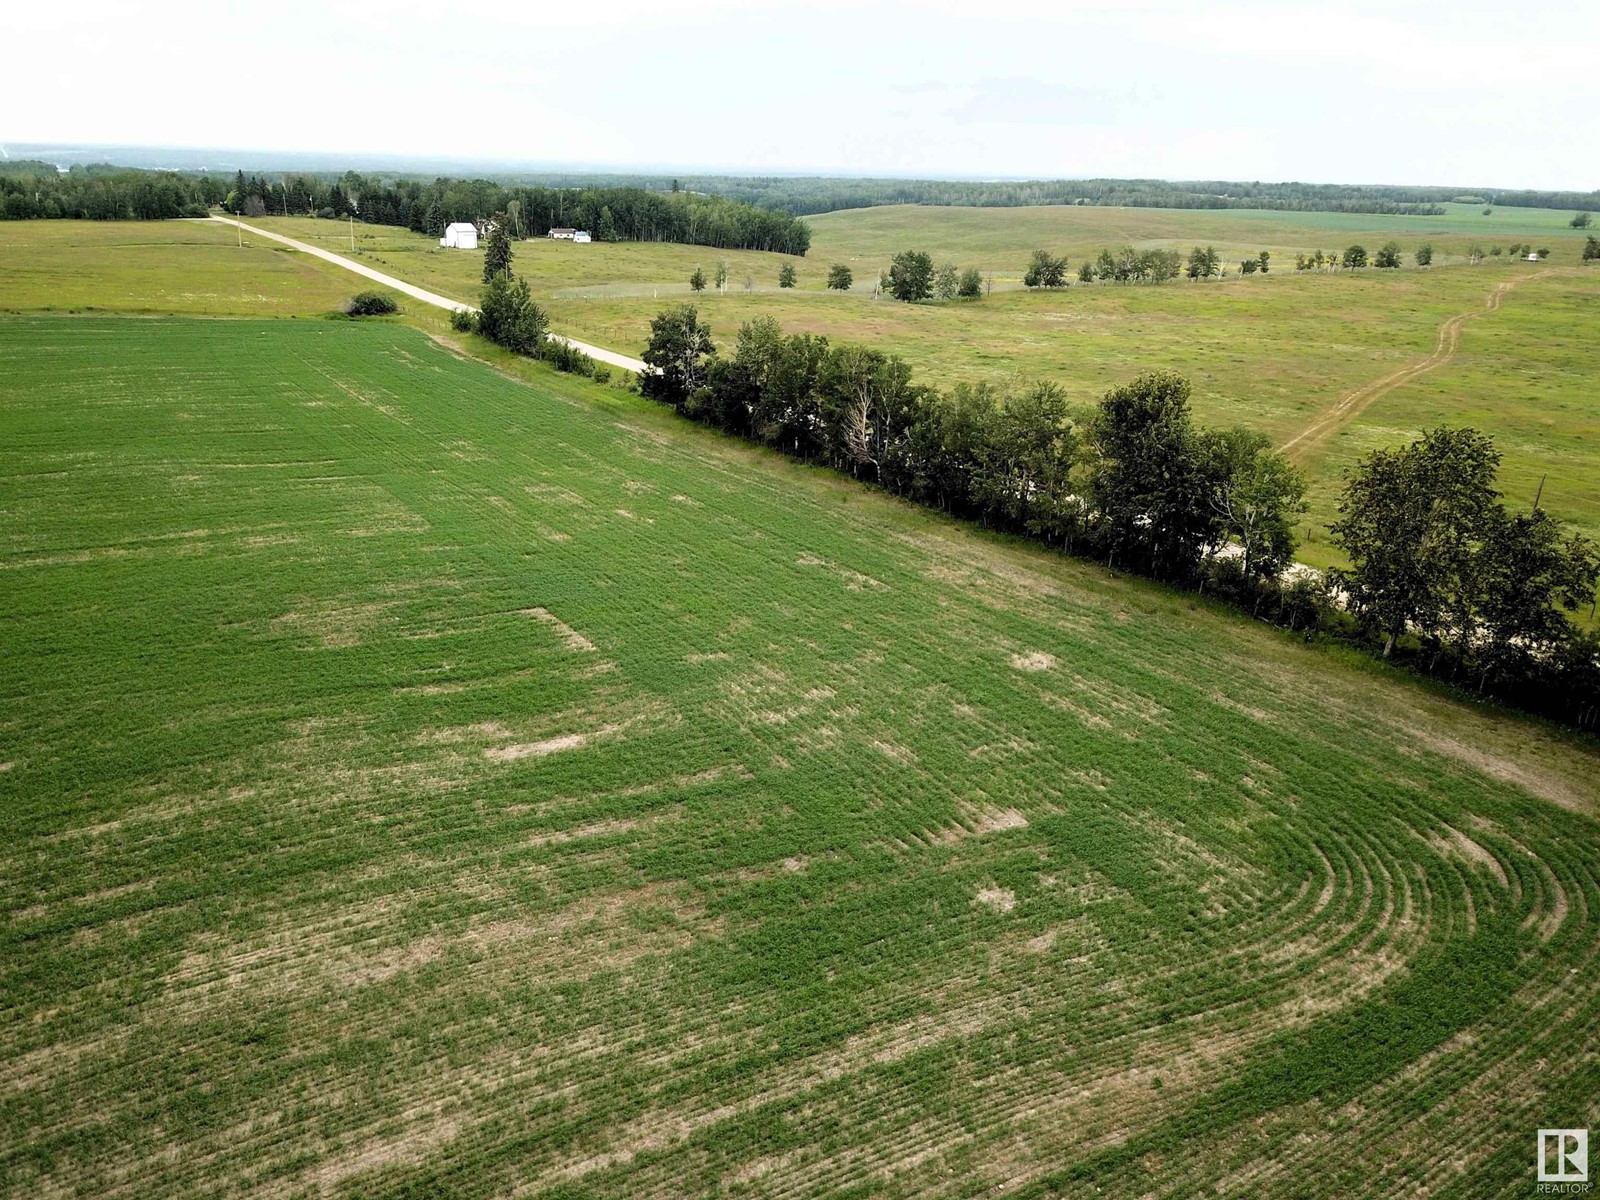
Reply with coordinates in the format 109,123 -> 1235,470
8,0 -> 1595,190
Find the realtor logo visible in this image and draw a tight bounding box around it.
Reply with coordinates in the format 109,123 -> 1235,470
1539,1129 -> 1589,1184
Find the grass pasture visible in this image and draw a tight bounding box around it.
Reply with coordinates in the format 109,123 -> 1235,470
0,220 -> 359,318
234,211 -> 1600,562
2,314 -> 1598,1198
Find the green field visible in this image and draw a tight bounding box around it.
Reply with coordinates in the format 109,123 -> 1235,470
231,210 -> 1600,565
2,312 -> 1597,1198
0,220 -> 360,318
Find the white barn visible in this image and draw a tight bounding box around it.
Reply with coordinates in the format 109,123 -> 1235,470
440,222 -> 479,250
549,227 -> 577,240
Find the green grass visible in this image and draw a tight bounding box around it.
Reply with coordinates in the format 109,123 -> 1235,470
235,213 -> 1600,562
2,314 -> 1597,1198
0,220 -> 360,317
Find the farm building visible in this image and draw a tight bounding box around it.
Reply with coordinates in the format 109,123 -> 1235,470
549,228 -> 577,240
440,223 -> 478,250
1526,251 -> 1540,262
572,230 -> 592,243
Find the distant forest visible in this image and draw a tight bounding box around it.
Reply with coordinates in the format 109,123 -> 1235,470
0,162 -> 812,255
674,176 -> 1600,217
5,158 -> 1597,238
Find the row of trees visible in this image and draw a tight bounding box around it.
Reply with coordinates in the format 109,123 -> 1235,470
0,161 -> 813,254
1021,247 -> 1270,286
688,261 -> 806,292
640,308 -> 1307,581
636,306 -> 1600,729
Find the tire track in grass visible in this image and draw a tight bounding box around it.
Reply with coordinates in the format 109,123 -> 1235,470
1280,273 -> 1542,463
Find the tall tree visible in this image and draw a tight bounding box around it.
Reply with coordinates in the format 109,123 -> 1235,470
1088,371 -> 1215,580
1474,508 -> 1600,685
482,215 -> 514,283
957,267 -> 983,298
1200,428 -> 1307,577
1341,244 -> 1368,269
1329,428 -> 1501,656
641,306 -> 715,408
971,382 -> 1080,539
689,266 -> 706,291
887,250 -> 935,302
597,206 -> 618,242
1373,241 -> 1402,269
1186,245 -> 1219,279
778,262 -> 797,288
827,263 -> 853,290
714,260 -> 729,293
1023,250 -> 1069,288
477,272 -> 547,355
934,262 -> 960,299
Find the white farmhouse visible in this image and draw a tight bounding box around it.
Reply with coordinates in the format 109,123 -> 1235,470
549,227 -> 577,240
440,222 -> 478,249
572,230 -> 592,243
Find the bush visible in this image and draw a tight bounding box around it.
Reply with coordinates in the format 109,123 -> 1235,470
179,203 -> 211,219
346,291 -> 399,317
546,337 -> 599,377
450,308 -> 476,333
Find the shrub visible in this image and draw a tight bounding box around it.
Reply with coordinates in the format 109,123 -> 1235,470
346,291 -> 399,317
546,338 -> 599,378
450,308 -> 477,334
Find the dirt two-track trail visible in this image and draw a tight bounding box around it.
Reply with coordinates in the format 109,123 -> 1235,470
1281,272 -> 1545,461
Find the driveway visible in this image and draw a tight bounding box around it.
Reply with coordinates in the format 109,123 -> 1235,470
210,216 -> 649,375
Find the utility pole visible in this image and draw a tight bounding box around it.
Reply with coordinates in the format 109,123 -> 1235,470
349,213 -> 355,253
1533,474 -> 1546,510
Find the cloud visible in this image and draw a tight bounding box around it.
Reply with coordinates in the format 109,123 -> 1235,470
939,78 -> 1142,127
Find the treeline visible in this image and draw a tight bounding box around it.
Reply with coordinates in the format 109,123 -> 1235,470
688,175 -> 1600,217
637,308 -> 1600,730
0,162 -> 222,220
0,161 -> 811,254
222,170 -> 811,254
